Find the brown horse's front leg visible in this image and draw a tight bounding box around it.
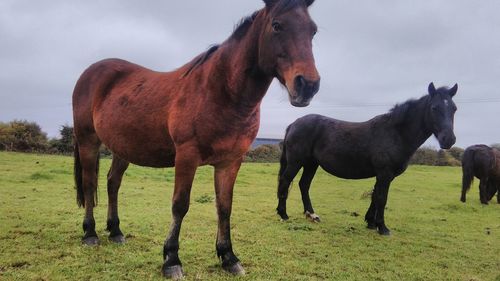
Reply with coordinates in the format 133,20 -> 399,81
214,160 -> 245,276
162,151 -> 199,279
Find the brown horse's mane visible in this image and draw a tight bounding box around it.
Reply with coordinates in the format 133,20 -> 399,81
181,0 -> 312,77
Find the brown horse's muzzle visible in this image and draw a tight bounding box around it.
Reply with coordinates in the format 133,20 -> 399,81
289,75 -> 320,107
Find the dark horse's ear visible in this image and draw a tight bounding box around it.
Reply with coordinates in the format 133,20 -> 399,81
449,83 -> 458,97
428,82 -> 437,97
305,0 -> 315,6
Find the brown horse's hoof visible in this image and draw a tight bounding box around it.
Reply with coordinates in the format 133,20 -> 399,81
82,236 -> 100,246
109,235 -> 126,244
223,262 -> 245,276
162,265 -> 184,280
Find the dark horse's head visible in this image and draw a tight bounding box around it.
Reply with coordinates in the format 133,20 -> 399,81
427,82 -> 458,149
259,0 -> 320,107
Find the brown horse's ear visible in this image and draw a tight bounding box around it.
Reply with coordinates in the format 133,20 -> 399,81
449,83 -> 458,97
263,0 -> 279,8
428,82 -> 437,97
305,0 -> 315,6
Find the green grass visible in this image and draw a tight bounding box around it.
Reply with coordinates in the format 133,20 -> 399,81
0,151 -> 499,280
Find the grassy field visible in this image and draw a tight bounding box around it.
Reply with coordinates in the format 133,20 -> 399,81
0,151 -> 499,281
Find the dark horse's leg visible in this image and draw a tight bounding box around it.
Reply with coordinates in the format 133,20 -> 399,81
106,155 -> 129,243
276,163 -> 302,220
479,178 -> 489,205
162,150 -> 199,279
365,172 -> 394,235
364,197 -> 377,230
214,160 -> 245,275
299,162 -> 320,222
78,141 -> 101,245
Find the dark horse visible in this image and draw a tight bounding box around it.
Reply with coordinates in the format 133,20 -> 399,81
461,144 -> 500,204
276,83 -> 458,235
72,0 -> 320,278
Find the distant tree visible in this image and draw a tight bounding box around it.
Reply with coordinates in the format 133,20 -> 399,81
447,146 -> 464,162
245,144 -> 281,162
0,120 -> 48,152
410,147 -> 438,166
49,125 -> 74,154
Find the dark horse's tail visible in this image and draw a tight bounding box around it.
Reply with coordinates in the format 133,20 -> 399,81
74,141 -> 99,207
277,125 -> 291,198
461,148 -> 475,202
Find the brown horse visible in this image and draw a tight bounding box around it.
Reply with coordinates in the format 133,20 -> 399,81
72,0 -> 320,278
461,144 -> 500,204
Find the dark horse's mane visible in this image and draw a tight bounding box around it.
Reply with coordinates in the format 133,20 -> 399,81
182,0 -> 310,77
388,86 -> 451,125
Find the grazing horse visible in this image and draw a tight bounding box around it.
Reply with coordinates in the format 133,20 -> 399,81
276,83 -> 458,235
72,0 -> 320,278
461,144 -> 500,204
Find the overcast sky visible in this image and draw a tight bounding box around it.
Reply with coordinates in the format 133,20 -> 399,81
1,0 -> 499,148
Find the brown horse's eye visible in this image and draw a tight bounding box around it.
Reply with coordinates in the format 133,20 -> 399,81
272,21 -> 282,32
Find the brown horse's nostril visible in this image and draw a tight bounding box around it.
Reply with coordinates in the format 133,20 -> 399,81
294,75 -> 320,97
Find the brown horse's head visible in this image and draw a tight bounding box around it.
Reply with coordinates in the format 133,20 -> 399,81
259,0 -> 320,107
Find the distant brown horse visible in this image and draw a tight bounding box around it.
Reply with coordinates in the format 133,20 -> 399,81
461,144 -> 500,204
72,0 -> 320,278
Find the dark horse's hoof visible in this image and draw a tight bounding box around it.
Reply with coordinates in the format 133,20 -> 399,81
304,211 -> 321,222
82,236 -> 100,246
366,222 -> 377,230
162,265 -> 184,280
377,227 -> 391,236
109,235 -> 126,244
277,209 -> 289,221
223,261 -> 245,276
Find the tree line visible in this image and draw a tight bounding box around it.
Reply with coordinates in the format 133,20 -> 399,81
1,120 -> 498,166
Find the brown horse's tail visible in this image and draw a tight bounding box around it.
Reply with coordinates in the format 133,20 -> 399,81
461,148 -> 475,202
74,141 -> 100,207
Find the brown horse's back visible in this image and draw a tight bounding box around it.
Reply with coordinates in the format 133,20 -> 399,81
73,58 -> 176,167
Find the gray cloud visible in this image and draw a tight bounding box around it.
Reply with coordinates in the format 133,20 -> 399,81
1,0 -> 499,148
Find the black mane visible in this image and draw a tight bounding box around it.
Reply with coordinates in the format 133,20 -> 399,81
388,95 -> 428,125
182,44 -> 220,77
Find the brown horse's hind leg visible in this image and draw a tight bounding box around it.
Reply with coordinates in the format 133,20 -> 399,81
299,162 -> 320,222
78,142 -> 101,245
479,179 -> 489,205
106,155 -> 129,243
214,160 -> 245,275
162,150 -> 199,279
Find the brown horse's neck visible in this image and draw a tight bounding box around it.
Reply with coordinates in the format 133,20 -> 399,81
205,11 -> 273,111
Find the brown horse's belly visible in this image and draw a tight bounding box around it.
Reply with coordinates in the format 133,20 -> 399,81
93,103 -> 176,168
